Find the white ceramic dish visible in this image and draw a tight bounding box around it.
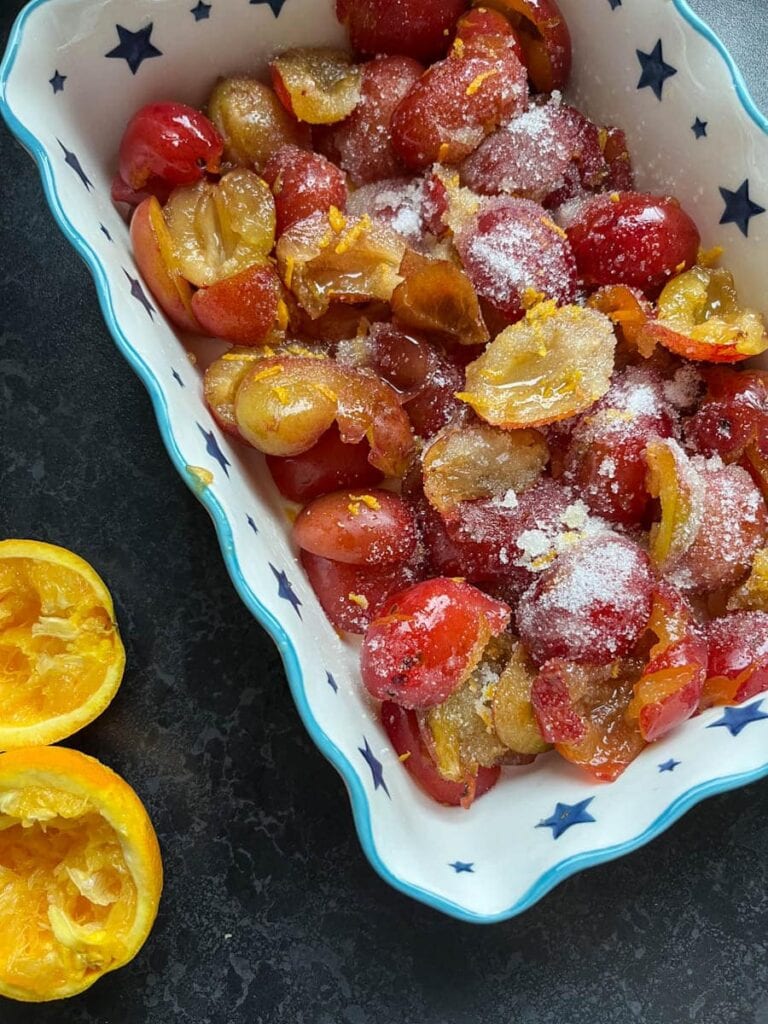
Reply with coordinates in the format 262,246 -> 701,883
2,0 -> 768,923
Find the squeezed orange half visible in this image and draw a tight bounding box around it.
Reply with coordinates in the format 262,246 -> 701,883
0,540 -> 125,750
0,745 -> 162,1001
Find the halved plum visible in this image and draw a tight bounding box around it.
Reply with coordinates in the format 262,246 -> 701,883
381,702 -> 500,808
163,169 -> 276,287
531,659 -> 646,781
702,612 -> 768,707
276,210 -> 406,318
361,578 -> 511,708
117,102 -> 223,194
420,476 -> 574,590
270,48 -> 362,125
422,422 -> 549,514
191,262 -> 283,346
316,56 -> 424,185
638,265 -> 768,363
626,582 -> 708,741
646,439 -> 768,593
455,7 -> 524,60
391,250 -> 489,346
266,426 -> 383,503
727,548 -> 768,614
337,0 -> 467,63
301,550 -> 424,634
460,303 -> 616,428
130,196 -> 199,332
460,100 -> 615,206
684,367 -> 768,500
563,364 -> 676,527
516,534 -> 655,667
471,0 -> 572,92
684,368 -> 768,464
424,635 -> 516,786
453,196 -> 577,324
234,355 -> 415,477
345,178 -> 430,251
359,323 -> 468,439
204,348 -> 264,436
460,101 -> 576,204
645,439 -> 705,573
676,463 -> 768,593
262,144 -> 348,236
207,76 -> 310,171
563,192 -> 700,294
588,284 -> 654,350
390,38 -> 528,170
491,642 -> 550,755
293,489 -> 418,566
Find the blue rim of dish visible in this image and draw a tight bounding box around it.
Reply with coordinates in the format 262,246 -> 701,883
1,0 -> 767,926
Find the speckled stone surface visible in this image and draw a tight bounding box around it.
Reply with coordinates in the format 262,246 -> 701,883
1,2 -> 767,1022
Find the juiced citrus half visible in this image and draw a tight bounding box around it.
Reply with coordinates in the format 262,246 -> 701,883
0,745 -> 162,1001
0,540 -> 125,750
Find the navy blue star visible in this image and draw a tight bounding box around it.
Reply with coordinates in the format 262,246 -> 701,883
58,140 -> 92,191
106,24 -> 162,75
658,758 -> 681,773
250,0 -> 285,17
719,180 -> 766,238
172,369 -> 185,387
191,1 -> 211,20
326,671 -> 338,693
123,270 -> 155,318
707,700 -> 768,737
692,117 -> 708,139
246,514 -> 259,535
607,0 -> 622,9
270,563 -> 302,618
49,70 -> 66,94
537,798 -> 596,840
449,861 -> 474,873
637,40 -> 677,101
359,737 -> 390,797
100,223 -> 113,241
197,423 -> 231,477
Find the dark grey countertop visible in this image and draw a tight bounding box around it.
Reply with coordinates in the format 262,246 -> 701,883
1,2 -> 767,1022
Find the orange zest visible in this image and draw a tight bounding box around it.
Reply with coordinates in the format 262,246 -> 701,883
0,745 -> 162,1002
0,540 -> 125,750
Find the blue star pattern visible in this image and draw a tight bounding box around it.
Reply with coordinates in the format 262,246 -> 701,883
197,423 -> 231,476
191,1 -> 211,20
270,563 -> 302,617
49,70 -> 66,94
124,270 -> 155,318
359,737 -> 390,797
172,369 -> 185,387
658,758 -> 681,773
537,798 -> 596,839
106,24 -> 163,75
100,224 -> 113,242
637,40 -> 677,101
326,671 -> 338,693
719,180 -> 765,238
607,0 -> 622,9
449,861 -> 474,874
58,141 -> 92,190
250,0 -> 285,16
247,515 -> 259,535
692,117 -> 708,139
707,700 -> 768,738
